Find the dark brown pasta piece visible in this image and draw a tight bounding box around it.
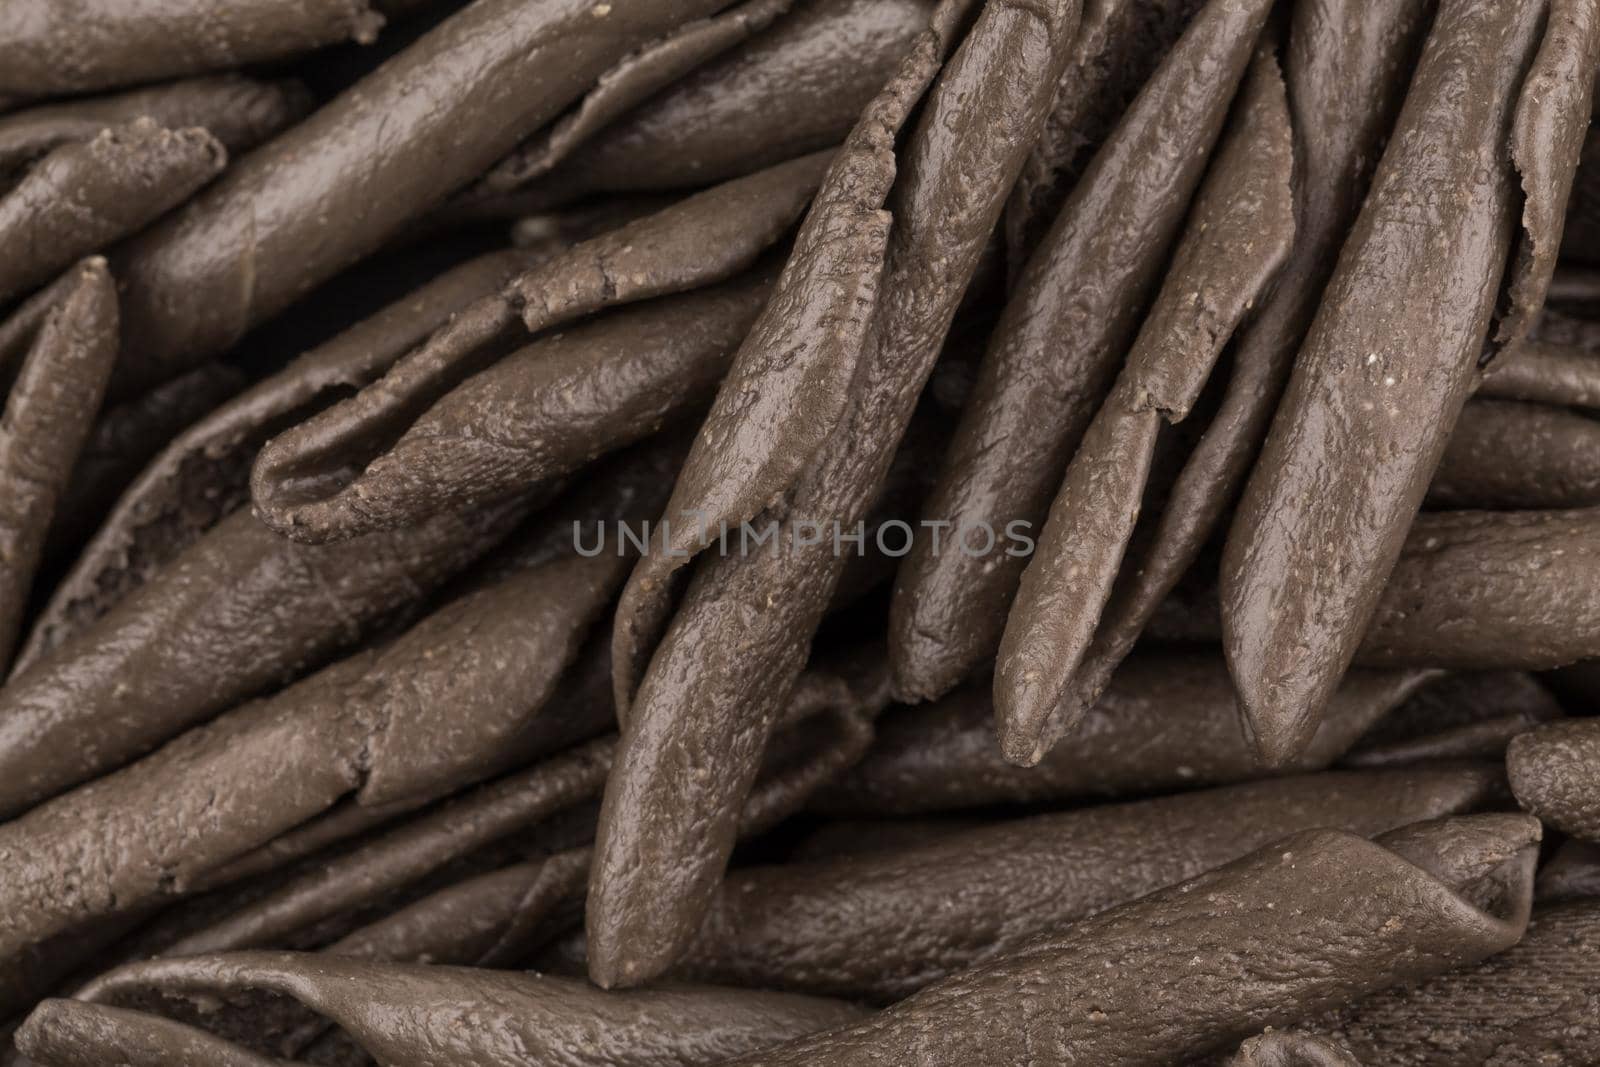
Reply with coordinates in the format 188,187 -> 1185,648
480,0 -> 796,191
994,44 -> 1293,759
1156,509 -> 1600,671
108,0 -> 743,394
722,816 -> 1539,1067
1003,0 -> 1205,274
16,247 -> 537,672
1477,338 -> 1600,411
0,121 -> 224,305
328,686 -> 880,970
0,494 -> 527,821
1228,1033 -> 1363,1067
1311,900 -> 1600,1065
38,953 -> 863,1067
1547,263 -> 1600,304
516,0 -> 929,202
0,75 -> 308,174
251,154 -> 828,543
19,1001 -> 288,1067
255,271 -> 776,541
45,362 -> 247,560
105,656 -> 882,966
816,656 -> 1437,815
1346,717 -> 1555,768
0,260 -> 118,673
1221,0 -> 1545,764
149,738 -> 616,960
671,766 -> 1498,1001
1497,0 -> 1600,346
1537,839 -> 1600,901
1032,0 -> 1436,743
1341,669 -> 1563,768
1508,719 -> 1600,841
0,450 -> 680,996
0,0 -> 383,99
888,0 -> 1273,709
1429,398 -> 1600,509
593,0 -> 1080,989
1344,669 -> 1563,749
1359,508 -> 1600,670
1562,126 -> 1600,264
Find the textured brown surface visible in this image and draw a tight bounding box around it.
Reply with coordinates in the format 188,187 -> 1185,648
0,0 -> 382,98
1508,718 -> 1600,841
46,953 -> 862,1067
0,75 -> 307,174
0,260 -> 118,673
819,655 -> 1435,814
0,120 -> 224,304
889,0 -> 1274,712
591,0 -> 1081,989
726,817 -> 1539,1066
1314,901 -> 1600,1065
994,42 -> 1293,758
1221,0 -> 1543,764
109,0 -> 741,393
675,767 -> 1499,1000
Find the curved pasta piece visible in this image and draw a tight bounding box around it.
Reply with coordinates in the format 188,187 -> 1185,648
1478,338 -> 1600,411
817,656 -> 1438,815
1560,127 -> 1600,264
45,362 -> 246,562
1430,398 -> 1600,509
1032,0 -> 1435,749
481,0 -> 796,190
592,0 -> 1080,989
109,0 -> 742,393
1497,0 -> 1600,346
1508,719 -> 1600,841
0,0 -> 383,98
1220,0 -> 1546,765
16,247 -> 536,673
253,268 -> 776,541
0,447 -> 683,1010
1537,839 -> 1600,901
132,651 -> 884,966
0,634 -> 596,1009
523,0 -> 931,198
151,738 -> 617,960
1228,1033 -> 1363,1067
330,688 -> 880,971
185,634 -> 612,897
994,44 -> 1293,760
1360,508 -> 1600,670
38,954 -> 863,1067
1313,900 -> 1600,1064
671,766 -> 1499,1000
251,154 -> 827,543
0,260 -> 118,673
19,1001 -> 288,1067
888,0 -> 1273,709
0,75 -> 308,174
1342,671 -> 1563,768
1003,0 -> 1206,273
0,493 -> 528,821
722,816 -> 1539,1066
0,120 -> 224,304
